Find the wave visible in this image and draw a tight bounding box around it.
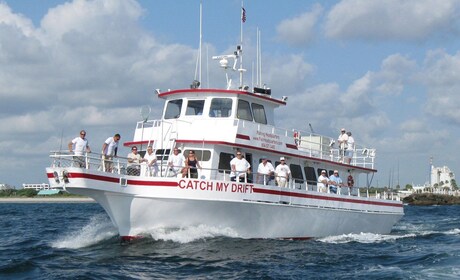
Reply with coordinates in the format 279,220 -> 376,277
318,232 -> 416,244
51,214 -> 118,249
145,224 -> 240,243
319,226 -> 460,244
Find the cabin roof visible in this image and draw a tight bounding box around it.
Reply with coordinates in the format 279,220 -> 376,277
158,88 -> 286,107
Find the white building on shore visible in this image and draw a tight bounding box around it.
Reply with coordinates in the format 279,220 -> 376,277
408,158 -> 457,196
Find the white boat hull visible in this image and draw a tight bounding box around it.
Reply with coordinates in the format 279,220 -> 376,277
47,167 -> 403,239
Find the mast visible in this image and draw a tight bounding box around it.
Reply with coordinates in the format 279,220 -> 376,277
199,0 -> 202,87
239,1 -> 245,88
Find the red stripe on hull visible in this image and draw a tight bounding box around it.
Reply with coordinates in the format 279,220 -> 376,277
252,187 -> 403,208
47,171 -> 402,209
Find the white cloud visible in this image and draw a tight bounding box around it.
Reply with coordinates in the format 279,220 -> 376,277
420,49 -> 460,124
325,0 -> 460,41
276,4 -> 323,47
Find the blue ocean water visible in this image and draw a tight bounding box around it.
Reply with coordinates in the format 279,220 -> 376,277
0,202 -> 459,280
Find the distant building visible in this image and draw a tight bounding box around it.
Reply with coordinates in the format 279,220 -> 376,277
404,158 -> 457,196
22,183 -> 51,190
431,165 -> 455,190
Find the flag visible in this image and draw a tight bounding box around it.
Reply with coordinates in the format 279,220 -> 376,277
242,7 -> 246,23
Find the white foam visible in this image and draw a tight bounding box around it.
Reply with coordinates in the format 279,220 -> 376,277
51,214 -> 117,249
444,228 -> 460,235
319,232 -> 416,244
147,224 -> 239,243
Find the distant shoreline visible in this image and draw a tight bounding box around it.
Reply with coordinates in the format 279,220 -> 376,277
0,197 -> 95,203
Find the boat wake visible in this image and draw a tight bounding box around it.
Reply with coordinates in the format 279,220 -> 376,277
51,214 -> 118,249
319,227 -> 460,244
145,224 -> 240,243
318,232 -> 416,244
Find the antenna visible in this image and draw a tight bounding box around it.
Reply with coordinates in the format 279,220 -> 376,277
140,105 -> 151,122
193,0 -> 203,88
308,123 -> 315,134
59,128 -> 64,152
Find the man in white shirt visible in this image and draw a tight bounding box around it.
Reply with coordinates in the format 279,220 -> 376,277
230,152 -> 251,182
346,131 -> 355,164
257,157 -> 274,185
101,133 -> 120,172
127,146 -> 142,176
275,157 -> 291,188
168,148 -> 185,177
317,170 -> 329,192
338,128 -> 348,162
143,145 -> 158,177
68,130 -> 91,167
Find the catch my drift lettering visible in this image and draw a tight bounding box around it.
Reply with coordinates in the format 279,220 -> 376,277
178,180 -> 253,193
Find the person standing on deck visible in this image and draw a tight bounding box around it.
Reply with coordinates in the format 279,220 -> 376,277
101,133 -> 120,172
230,151 -> 251,182
338,128 -> 348,162
168,147 -> 185,177
275,157 -> 291,188
317,170 -> 329,192
328,170 -> 344,194
257,157 -> 275,185
346,132 -> 355,164
144,146 -> 158,177
68,130 -> 91,167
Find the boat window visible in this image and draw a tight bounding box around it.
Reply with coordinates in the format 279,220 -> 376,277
164,99 -> 183,119
184,149 -> 211,161
251,103 -> 267,124
209,98 -> 232,118
218,152 -> 233,173
155,149 -> 171,161
290,164 -> 304,183
237,99 -> 253,121
186,100 -> 205,116
305,167 -> 317,185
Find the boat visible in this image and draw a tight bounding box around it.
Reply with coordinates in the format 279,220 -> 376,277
45,9 -> 403,240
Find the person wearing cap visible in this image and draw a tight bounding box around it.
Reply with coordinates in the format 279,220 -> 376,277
168,147 -> 185,177
328,170 -> 343,194
317,170 -> 329,192
337,128 -> 348,162
127,146 -> 142,176
257,157 -> 275,185
275,157 -> 291,188
230,151 -> 251,182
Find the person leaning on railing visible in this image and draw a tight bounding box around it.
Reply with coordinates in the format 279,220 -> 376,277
182,150 -> 201,178
168,147 -> 185,177
127,146 -> 141,176
317,170 -> 328,192
68,130 -> 91,168
230,151 -> 250,182
101,133 -> 120,172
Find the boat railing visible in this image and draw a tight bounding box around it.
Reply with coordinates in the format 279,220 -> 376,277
240,121 -> 376,169
136,119 -> 376,169
49,151 -> 398,201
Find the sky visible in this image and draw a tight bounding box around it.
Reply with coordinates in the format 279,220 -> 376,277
1,0 -> 460,188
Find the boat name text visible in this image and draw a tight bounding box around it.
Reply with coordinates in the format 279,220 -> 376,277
178,180 -> 253,193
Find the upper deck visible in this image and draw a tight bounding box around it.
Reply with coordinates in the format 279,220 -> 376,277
126,88 -> 376,172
